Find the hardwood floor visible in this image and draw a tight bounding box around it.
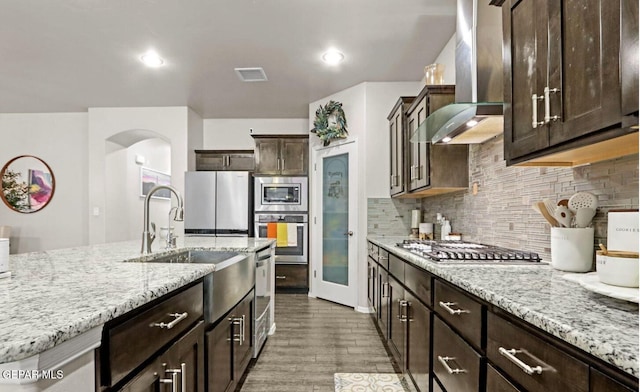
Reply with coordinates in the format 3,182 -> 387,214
239,294 -> 400,392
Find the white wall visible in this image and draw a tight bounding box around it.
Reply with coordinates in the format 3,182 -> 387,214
0,113 -> 88,253
308,81 -> 422,311
421,33 -> 456,85
88,107 -> 190,247
203,118 -> 309,149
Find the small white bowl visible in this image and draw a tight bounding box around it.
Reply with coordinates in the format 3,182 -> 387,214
596,252 -> 639,288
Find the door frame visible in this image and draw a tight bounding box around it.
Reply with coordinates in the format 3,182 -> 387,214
308,139 -> 359,309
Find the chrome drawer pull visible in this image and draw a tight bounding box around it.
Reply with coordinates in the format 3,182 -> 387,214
276,275 -> 286,279
150,312 -> 188,329
397,299 -> 408,321
181,363 -> 187,392
439,301 -> 470,315
499,347 -> 544,375
543,87 -> 561,123
438,356 -> 467,375
531,93 -> 545,128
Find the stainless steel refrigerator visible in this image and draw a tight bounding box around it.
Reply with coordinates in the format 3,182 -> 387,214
184,171 -> 253,236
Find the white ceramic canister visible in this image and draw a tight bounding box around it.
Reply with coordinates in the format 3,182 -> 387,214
550,227 -> 594,272
596,251 -> 639,287
0,238 -> 9,273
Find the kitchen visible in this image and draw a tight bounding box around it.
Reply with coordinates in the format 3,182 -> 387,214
0,0 -> 638,392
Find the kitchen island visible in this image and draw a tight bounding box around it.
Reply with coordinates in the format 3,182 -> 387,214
0,237 -> 273,390
368,235 -> 638,390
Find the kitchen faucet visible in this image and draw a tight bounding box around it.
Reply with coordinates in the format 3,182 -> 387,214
141,185 -> 184,254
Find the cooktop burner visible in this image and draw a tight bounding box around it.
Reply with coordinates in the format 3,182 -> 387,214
396,239 -> 542,264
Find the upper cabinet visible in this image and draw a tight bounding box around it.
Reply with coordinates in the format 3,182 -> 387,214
388,97 -> 414,196
390,85 -> 469,198
500,0 -> 639,166
252,135 -> 309,176
195,150 -> 255,171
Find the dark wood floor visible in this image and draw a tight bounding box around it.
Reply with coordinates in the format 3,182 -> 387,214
239,294 -> 400,392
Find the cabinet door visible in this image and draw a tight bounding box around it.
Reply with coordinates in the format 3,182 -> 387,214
548,0 -> 622,146
226,153 -> 255,171
254,139 -> 280,175
378,268 -> 389,340
503,0 -> 551,161
280,138 -> 308,175
117,360 -> 162,392
275,264 -> 308,290
232,294 -> 254,382
160,322 -> 205,392
367,259 -> 376,309
590,368 -> 636,392
407,97 -> 428,191
389,106 -> 404,195
405,291 -> 430,392
388,276 -> 405,369
195,153 -> 226,171
206,320 -> 233,392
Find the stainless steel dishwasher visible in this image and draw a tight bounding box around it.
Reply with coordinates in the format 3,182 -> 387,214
253,243 -> 275,357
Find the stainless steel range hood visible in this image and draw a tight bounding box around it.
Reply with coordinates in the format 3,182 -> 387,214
412,0 -> 504,144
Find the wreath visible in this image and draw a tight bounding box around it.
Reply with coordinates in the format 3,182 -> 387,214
310,100 -> 348,146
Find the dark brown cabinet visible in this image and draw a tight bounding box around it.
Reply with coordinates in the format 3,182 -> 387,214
377,265 -> 390,340
405,291 -> 431,392
393,85 -> 469,198
388,275 -> 405,368
195,150 -> 255,171
159,321 -> 205,392
433,316 -> 482,392
388,97 -> 413,196
252,135 -> 309,175
206,292 -> 253,392
501,0 -> 639,166
275,263 -> 308,291
367,258 -> 377,309
591,368 -> 637,392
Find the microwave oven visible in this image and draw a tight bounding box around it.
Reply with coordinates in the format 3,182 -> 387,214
254,177 -> 308,212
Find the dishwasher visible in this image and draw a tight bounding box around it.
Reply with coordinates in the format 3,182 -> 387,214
253,243 -> 275,358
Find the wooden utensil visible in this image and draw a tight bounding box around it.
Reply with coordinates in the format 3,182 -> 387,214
557,199 -> 569,207
598,244 -> 639,258
533,201 -> 559,227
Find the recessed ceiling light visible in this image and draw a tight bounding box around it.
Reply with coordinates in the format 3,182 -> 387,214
322,49 -> 344,65
140,51 -> 164,67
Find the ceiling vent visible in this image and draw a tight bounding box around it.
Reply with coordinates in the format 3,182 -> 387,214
234,67 -> 268,82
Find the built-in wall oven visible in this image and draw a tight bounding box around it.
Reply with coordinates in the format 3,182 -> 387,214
254,214 -> 308,264
254,177 -> 308,212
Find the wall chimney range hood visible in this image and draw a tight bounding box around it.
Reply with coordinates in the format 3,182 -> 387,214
411,0 -> 504,144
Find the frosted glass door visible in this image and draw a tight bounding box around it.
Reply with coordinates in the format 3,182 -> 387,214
322,153 -> 349,285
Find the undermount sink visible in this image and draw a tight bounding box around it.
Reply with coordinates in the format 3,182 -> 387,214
133,249 -> 247,270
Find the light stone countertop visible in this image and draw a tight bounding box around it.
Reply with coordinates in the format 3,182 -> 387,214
0,237 -> 274,364
368,235 -> 639,378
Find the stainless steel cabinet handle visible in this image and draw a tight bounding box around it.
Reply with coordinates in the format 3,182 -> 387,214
499,347 -> 545,375
438,356 -> 467,375
410,165 -> 415,180
149,312 -> 188,329
438,301 -> 470,315
381,282 -> 389,298
232,316 -> 243,345
544,87 -> 561,123
181,363 -> 187,392
281,159 -> 285,170
531,94 -> 545,128
397,299 -> 408,322
241,314 -> 246,345
276,275 -> 286,279
161,363 -> 181,392
379,255 -> 388,261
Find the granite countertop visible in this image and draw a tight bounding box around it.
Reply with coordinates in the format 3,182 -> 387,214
0,237 -> 274,364
368,236 -> 639,378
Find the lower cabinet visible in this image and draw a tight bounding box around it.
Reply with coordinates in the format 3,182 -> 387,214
117,321 -> 205,392
405,291 -> 430,392
591,368 -> 637,392
206,292 -> 253,392
487,364 -> 521,392
377,267 -> 389,340
275,264 -> 308,291
367,258 -> 377,310
388,275 -> 405,368
432,317 -> 481,392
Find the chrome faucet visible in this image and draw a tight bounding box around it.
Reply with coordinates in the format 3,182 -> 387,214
141,185 -> 184,254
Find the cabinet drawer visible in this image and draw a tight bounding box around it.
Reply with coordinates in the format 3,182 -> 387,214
378,249 -> 389,271
590,368 -> 636,392
404,263 -> 432,306
106,282 -> 203,387
433,316 -> 482,392
487,364 -> 522,392
388,253 -> 405,282
434,280 -> 483,349
275,264 -> 308,289
487,312 -> 588,392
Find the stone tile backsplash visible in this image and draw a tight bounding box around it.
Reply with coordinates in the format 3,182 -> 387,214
368,135 -> 639,261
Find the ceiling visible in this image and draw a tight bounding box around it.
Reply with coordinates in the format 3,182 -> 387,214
0,0 -> 456,118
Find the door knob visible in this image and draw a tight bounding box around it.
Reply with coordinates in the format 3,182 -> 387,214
344,231 -> 353,236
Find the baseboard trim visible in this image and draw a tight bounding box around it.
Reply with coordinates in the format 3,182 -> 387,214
356,306 -> 374,314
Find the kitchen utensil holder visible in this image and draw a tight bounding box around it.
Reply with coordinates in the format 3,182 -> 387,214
550,227 -> 594,272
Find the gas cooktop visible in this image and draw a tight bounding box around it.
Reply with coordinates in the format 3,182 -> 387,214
396,239 -> 542,264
